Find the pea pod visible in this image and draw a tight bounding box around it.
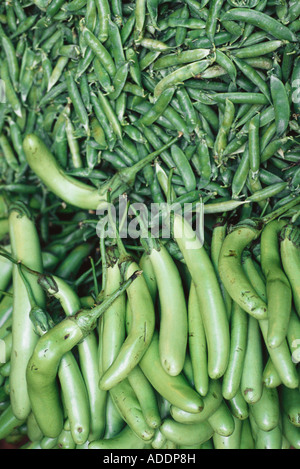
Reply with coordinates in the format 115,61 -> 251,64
221,8 -> 298,42
154,59 -> 214,98
270,74 -> 291,137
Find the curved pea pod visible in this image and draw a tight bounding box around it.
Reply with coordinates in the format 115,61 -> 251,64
154,58 -> 214,98
152,48 -> 210,70
171,144 -> 197,193
221,8 -> 298,42
138,87 -> 176,127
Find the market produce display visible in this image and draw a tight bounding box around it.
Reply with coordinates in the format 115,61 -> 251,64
0,0 -> 300,450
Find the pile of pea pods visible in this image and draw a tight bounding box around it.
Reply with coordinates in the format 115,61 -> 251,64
0,0 -> 300,451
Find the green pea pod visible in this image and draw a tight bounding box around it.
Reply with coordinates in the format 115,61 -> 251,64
1,34 -> 19,92
153,49 -> 210,70
213,98 -> 235,164
171,144 -> 197,193
81,25 -> 116,77
138,87 -> 176,127
154,59 -> 213,98
215,49 -> 237,84
94,0 -> 110,43
270,74 -> 291,137
221,8 -> 298,42
134,0 -> 146,42
206,0 -> 225,44
0,59 -> 22,118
